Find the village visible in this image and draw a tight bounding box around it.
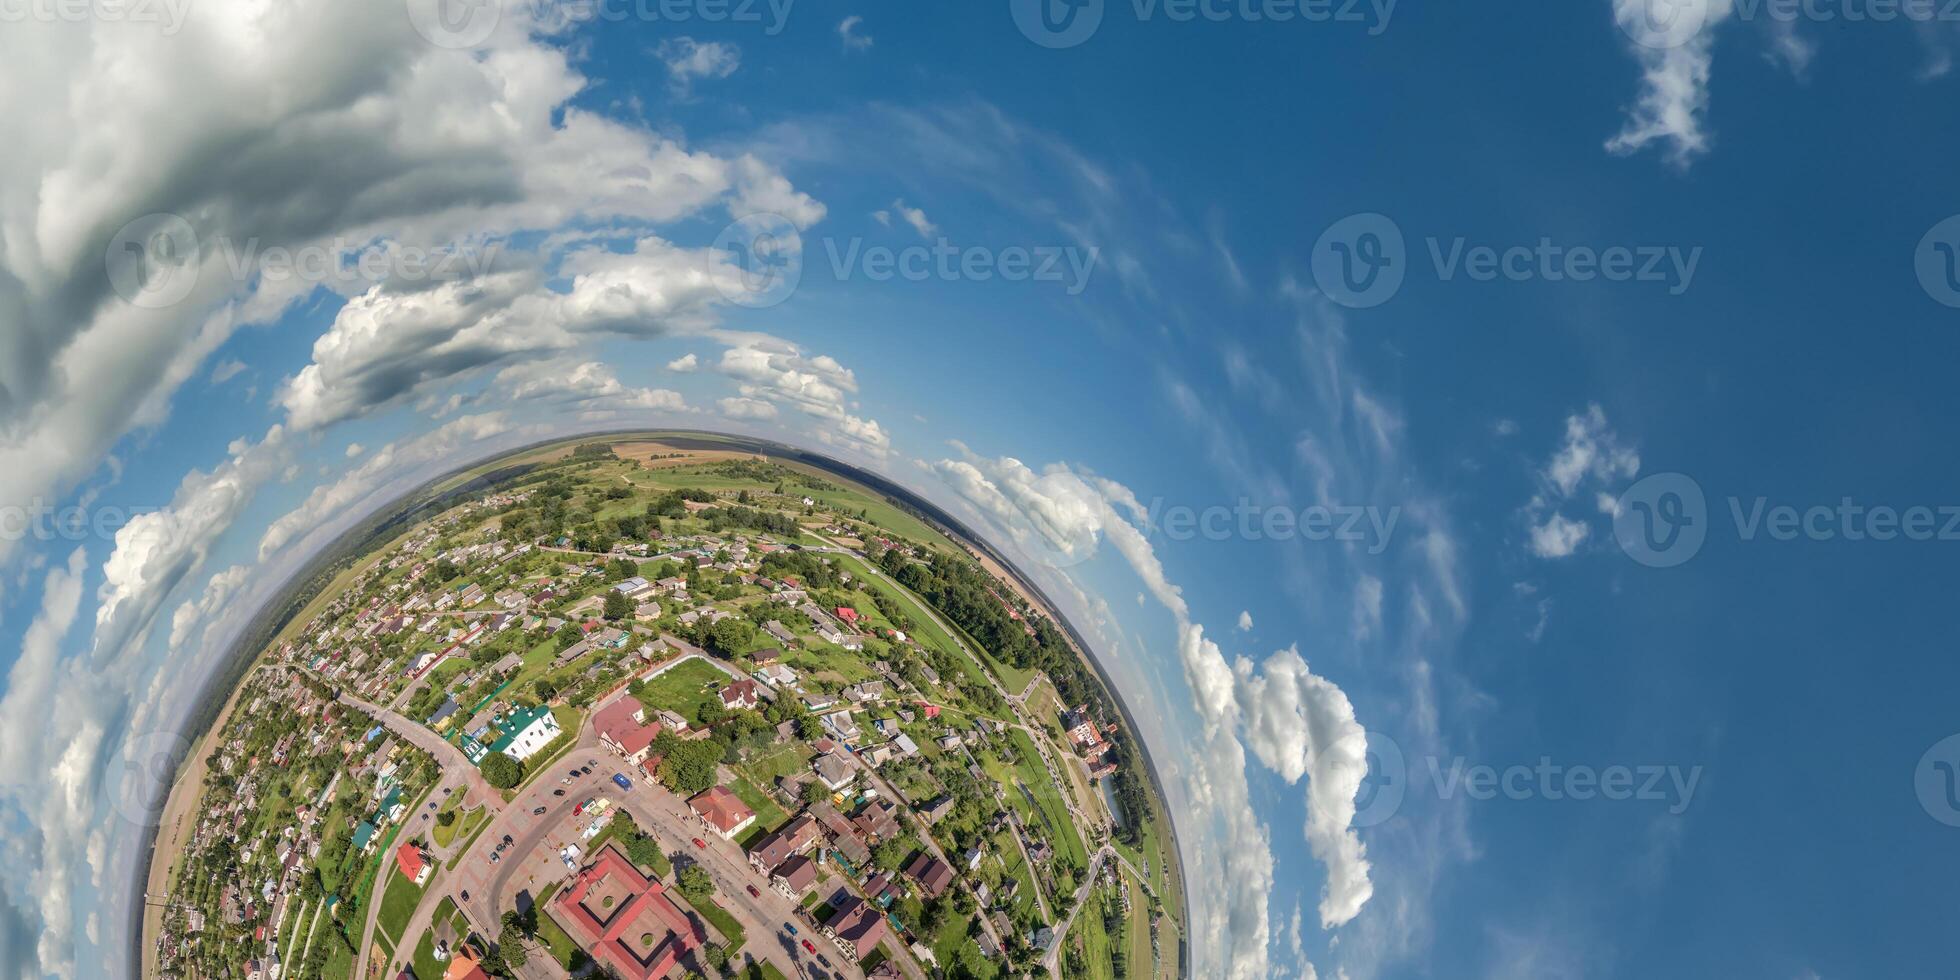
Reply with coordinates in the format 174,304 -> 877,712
149,443 -> 1183,980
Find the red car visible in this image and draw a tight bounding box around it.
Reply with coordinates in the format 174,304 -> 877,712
691,837 -> 707,849
745,884 -> 760,898
801,939 -> 816,954
573,802 -> 585,816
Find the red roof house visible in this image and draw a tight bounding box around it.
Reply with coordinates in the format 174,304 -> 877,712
595,698 -> 664,765
835,606 -> 860,625
395,842 -> 429,886
689,786 -> 757,839
555,845 -> 706,980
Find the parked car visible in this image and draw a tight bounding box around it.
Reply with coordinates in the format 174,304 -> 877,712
692,838 -> 707,849
503,834 -> 513,845
553,789 -> 566,796
612,773 -> 631,790
573,802 -> 585,815
532,806 -> 547,815
579,765 -> 592,775
567,769 -> 580,779
746,884 -> 760,898
489,852 -> 500,864
801,939 -> 816,954
785,924 -> 797,936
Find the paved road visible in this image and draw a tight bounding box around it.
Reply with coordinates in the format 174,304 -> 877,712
1041,845 -> 1118,975
437,690 -> 859,980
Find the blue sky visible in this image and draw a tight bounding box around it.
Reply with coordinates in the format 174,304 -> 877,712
4,0 -> 1960,977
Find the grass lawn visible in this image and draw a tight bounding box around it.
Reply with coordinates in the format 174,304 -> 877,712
408,898 -> 467,980
728,775 -> 789,834
635,658 -> 731,721
1007,730 -> 1088,869
535,909 -> 585,971
738,742 -> 813,787
1073,889 -> 1117,980
931,914 -> 1001,980
319,932 -> 354,980
690,896 -> 747,951
743,962 -> 791,980
376,873 -> 427,947
445,811 -> 496,870
992,830 -> 1046,923
432,802 -> 485,848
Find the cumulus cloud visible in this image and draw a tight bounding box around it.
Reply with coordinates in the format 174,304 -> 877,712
0,0 -> 825,581
928,448 -> 1382,970
207,358 -> 247,385
1238,610 -> 1254,631
1234,646 -> 1374,927
1606,0 -> 1735,167
1528,513 -> 1592,559
1521,404 -> 1639,561
491,359 -> 687,413
656,36 -> 740,96
667,353 -> 700,373
711,337 -> 893,457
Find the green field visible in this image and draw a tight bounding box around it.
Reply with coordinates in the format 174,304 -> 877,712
634,657 -> 732,721
408,897 -> 469,980
376,872 -> 428,947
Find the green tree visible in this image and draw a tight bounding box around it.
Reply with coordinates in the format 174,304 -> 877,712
603,590 -> 633,621
480,751 -> 522,789
676,865 -> 715,904
498,922 -> 529,969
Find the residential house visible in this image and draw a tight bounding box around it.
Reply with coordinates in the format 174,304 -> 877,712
688,786 -> 757,840
395,842 -> 431,886
821,893 -> 890,961
719,679 -> 759,710
746,814 -> 821,872
904,853 -> 955,899
770,853 -> 818,899
594,699 -> 665,767
811,752 -> 856,792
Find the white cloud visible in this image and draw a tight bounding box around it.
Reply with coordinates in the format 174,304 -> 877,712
929,449 -> 1384,968
1545,404 -> 1639,496
1521,404 -> 1639,560
344,443 -> 365,458
715,396 -> 778,420
656,36 -> 740,96
207,358 -> 247,385
258,414 -> 510,561
1238,610 -> 1254,631
667,353 -> 700,373
0,0 -> 821,577
491,358 -> 687,413
1528,513 -> 1591,559
1606,0 -> 1735,167
884,198 -> 936,238
1352,574 -> 1383,641
711,337 -> 893,457
838,14 -> 874,50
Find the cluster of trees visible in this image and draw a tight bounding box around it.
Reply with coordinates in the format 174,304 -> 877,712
698,503 -> 800,537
